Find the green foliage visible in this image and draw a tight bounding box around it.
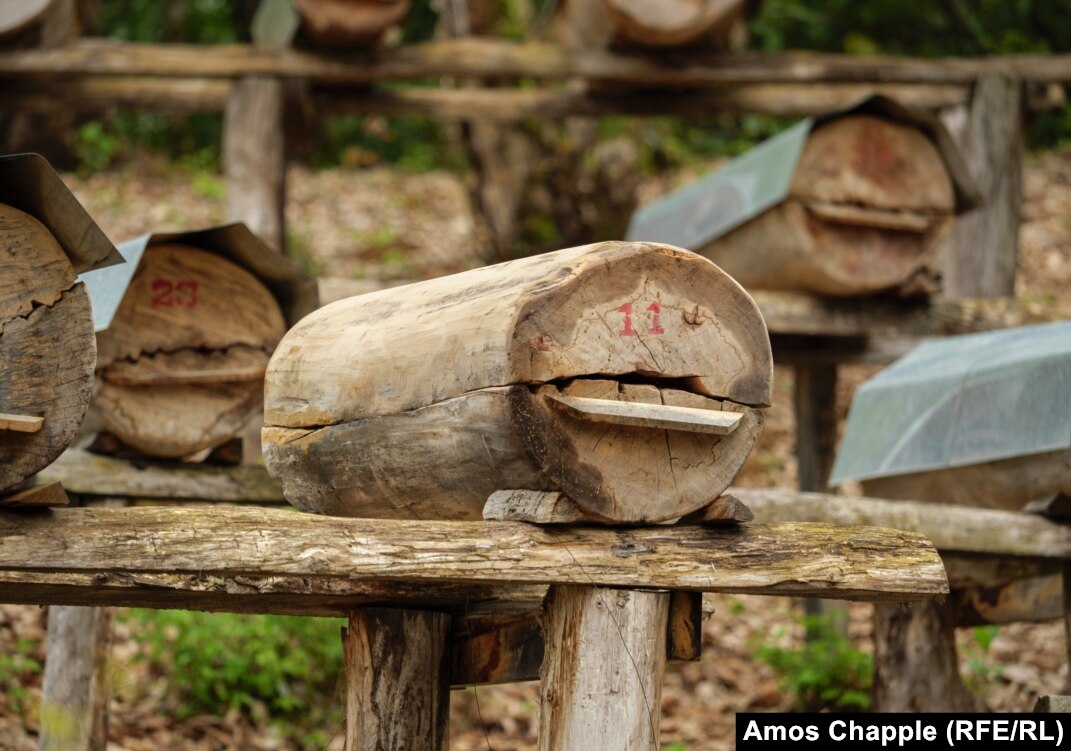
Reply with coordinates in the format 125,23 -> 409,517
74,120 -> 121,174
0,636 -> 43,721
962,625 -> 1005,695
126,609 -> 344,731
754,612 -> 872,711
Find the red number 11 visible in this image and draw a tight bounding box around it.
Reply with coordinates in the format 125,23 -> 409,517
616,301 -> 664,336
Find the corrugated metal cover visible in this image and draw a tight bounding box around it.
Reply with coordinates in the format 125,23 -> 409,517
830,320 -> 1071,485
79,236 -> 149,331
625,119 -> 812,250
0,153 -> 122,274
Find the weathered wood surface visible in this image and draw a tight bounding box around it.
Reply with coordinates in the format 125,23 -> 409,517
224,76 -> 286,252
1034,695 -> 1071,713
539,585 -> 668,751
0,412 -> 44,432
2,39 -> 1071,86
0,203 -> 95,493
667,590 -> 703,661
0,76 -> 977,118
738,488 -> 1071,561
39,605 -> 112,751
941,74 -> 1023,299
605,0 -> 748,48
0,507 -> 949,603
295,0 -> 411,47
0,481 -> 67,508
955,574 -> 1063,627
264,242 -> 772,523
483,489 -> 586,524
93,243 -> 287,458
34,449 -> 284,503
702,116 -> 954,296
343,608 -> 449,751
679,493 -> 754,524
873,600 -> 985,712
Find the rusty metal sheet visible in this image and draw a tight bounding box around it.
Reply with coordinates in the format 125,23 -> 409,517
80,223 -> 318,330
830,320 -> 1071,485
0,153 -> 122,274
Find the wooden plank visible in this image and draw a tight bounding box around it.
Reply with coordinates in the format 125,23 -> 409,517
1,40 -> 1071,86
34,449 -> 285,503
667,590 -> 703,662
450,612 -> 544,688
0,481 -> 67,508
0,507 -> 948,602
546,393 -> 742,435
736,488 -> 1071,561
0,412 -> 43,432
679,493 -> 753,524
343,608 -> 449,751
539,585 -> 668,751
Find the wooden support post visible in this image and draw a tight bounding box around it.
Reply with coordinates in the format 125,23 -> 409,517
873,601 -> 984,712
224,75 -> 286,253
794,363 -> 844,632
342,608 -> 451,751
39,606 -> 113,751
941,73 -> 1024,298
539,585 -> 669,751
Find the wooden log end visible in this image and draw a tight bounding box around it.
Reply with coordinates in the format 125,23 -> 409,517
483,490 -> 587,524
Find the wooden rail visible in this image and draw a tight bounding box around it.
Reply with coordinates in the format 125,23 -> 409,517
0,39 -> 1070,86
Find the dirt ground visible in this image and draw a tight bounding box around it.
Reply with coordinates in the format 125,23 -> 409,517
1,145 -> 1070,750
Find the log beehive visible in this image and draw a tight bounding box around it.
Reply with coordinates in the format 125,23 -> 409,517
93,243 -> 288,458
702,114 -> 957,296
263,241 -> 772,523
0,204 -> 95,492
293,0 -> 411,46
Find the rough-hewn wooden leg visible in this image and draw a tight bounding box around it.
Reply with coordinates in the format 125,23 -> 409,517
539,585 -> 669,751
224,75 -> 286,252
342,608 -> 451,751
795,363 -> 846,633
39,606 -> 113,751
873,601 -> 984,712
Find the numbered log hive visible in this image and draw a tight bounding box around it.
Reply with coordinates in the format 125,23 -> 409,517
263,241 -> 772,523
0,203 -> 96,493
702,114 -> 958,296
92,244 -> 287,458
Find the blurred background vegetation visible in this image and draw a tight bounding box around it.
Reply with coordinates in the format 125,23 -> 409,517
75,0 -> 1071,176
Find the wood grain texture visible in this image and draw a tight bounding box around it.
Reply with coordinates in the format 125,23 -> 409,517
539,586 -> 668,751
0,202 -> 73,320
483,489 -> 586,524
39,605 -> 112,751
0,412 -> 43,432
954,574 -> 1063,627
3,39 -> 1071,86
93,243 -> 286,458
343,608 -> 449,751
451,612 -> 544,688
0,283 -> 94,493
0,507 -> 948,602
679,493 -> 753,524
264,242 -> 771,522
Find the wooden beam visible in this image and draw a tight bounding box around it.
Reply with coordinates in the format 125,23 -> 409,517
0,507 -> 948,604
34,450 -> 285,503
1,40 -> 1071,86
737,488 -> 1071,561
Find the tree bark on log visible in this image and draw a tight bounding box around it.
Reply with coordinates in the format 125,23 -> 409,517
343,608 -> 450,751
39,605 -> 113,751
224,75 -> 286,252
539,585 -> 669,751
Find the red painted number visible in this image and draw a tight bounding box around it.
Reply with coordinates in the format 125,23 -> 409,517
617,303 -> 638,336
616,300 -> 666,337
150,279 -> 199,308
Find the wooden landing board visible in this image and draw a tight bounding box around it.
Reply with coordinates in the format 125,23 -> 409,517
0,507 -> 946,615
0,412 -> 44,433
0,481 -> 67,508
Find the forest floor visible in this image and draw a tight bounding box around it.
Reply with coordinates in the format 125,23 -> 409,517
1,145 -> 1070,750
